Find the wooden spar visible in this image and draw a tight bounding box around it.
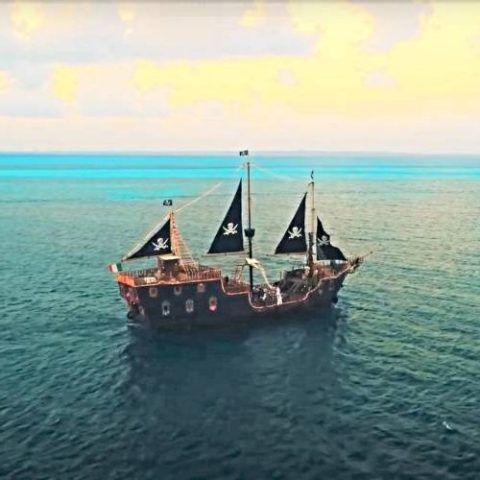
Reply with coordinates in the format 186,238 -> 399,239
246,159 -> 255,291
307,172 -> 315,273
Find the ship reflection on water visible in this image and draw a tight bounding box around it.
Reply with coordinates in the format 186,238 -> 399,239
121,306 -> 345,402
116,308 -> 349,477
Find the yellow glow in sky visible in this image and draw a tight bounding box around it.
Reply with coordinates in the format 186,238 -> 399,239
239,1 -> 266,28
131,2 -> 480,118
51,66 -> 78,104
1,1 -> 480,152
0,71 -> 11,94
10,2 -> 45,41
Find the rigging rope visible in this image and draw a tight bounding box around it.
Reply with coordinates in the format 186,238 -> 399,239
174,181 -> 223,213
251,162 -> 295,182
175,164 -> 244,214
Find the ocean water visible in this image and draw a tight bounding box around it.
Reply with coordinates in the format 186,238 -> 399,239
1,153 -> 479,480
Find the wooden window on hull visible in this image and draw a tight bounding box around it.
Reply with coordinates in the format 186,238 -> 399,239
149,287 -> 158,298
162,301 -> 170,316
197,283 -> 206,294
174,286 -> 182,296
208,296 -> 218,312
186,299 -> 194,313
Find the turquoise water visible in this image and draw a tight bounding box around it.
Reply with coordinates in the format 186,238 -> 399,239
1,153 -> 479,479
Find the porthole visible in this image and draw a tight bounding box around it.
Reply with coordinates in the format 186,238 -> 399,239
197,283 -> 206,294
185,299 -> 194,313
162,300 -> 171,316
149,287 -> 158,298
208,296 -> 218,312
173,285 -> 182,296
139,305 -> 145,316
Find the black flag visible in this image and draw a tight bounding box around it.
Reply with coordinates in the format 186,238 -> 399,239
316,217 -> 346,261
239,150 -> 249,156
163,199 -> 173,206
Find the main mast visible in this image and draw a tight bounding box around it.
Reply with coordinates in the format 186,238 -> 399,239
242,151 -> 255,291
307,171 -> 316,272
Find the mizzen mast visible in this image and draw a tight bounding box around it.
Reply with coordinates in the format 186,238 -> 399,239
307,170 -> 316,272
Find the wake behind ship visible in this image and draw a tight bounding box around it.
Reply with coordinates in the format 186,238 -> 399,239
108,152 -> 364,329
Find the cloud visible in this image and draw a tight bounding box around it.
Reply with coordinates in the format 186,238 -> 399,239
130,2 -> 383,116
239,1 -> 266,28
47,62 -> 169,117
0,70 -> 11,94
363,1 -> 429,52
0,2 -> 311,69
384,2 -> 480,114
364,70 -> 396,89
127,1 -> 480,120
118,2 -> 136,36
118,3 -> 136,25
2,103 -> 480,153
9,1 -> 45,41
1,1 -> 480,152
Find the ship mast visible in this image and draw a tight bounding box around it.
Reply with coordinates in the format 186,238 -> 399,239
307,170 -> 316,272
242,151 -> 255,291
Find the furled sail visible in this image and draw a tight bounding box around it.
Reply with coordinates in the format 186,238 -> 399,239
122,216 -> 172,261
316,217 -> 346,261
274,193 -> 307,254
207,180 -> 244,254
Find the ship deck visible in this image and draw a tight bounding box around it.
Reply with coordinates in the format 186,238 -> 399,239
116,264 -> 224,287
116,260 -> 356,313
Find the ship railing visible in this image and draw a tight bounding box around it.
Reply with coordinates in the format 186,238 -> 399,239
223,280 -> 250,295
116,265 -> 222,287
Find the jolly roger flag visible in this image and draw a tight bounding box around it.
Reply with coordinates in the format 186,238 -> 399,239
316,217 -> 346,261
163,199 -> 173,206
239,150 -> 249,156
207,180 -> 244,254
122,216 -> 172,260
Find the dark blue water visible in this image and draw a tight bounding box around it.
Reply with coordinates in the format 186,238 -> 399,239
1,154 -> 479,480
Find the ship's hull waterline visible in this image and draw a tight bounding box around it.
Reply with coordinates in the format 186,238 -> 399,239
117,264 -> 353,330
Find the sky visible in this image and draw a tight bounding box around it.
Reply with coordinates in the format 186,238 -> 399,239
0,1 -> 480,153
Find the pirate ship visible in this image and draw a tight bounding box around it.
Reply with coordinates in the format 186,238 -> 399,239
109,151 -> 364,329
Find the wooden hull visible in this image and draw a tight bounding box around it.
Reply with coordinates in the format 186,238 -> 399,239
118,269 -> 350,330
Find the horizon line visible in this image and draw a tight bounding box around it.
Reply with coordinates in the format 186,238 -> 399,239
1,149 -> 480,157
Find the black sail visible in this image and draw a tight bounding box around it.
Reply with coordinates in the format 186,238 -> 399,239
274,193 -> 307,254
316,217 -> 346,261
122,217 -> 172,261
207,180 -> 244,254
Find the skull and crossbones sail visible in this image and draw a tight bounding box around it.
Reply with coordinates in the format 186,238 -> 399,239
151,237 -> 169,251
222,222 -> 238,235
316,217 -> 346,260
207,180 -> 244,254
274,193 -> 307,254
122,216 -> 172,260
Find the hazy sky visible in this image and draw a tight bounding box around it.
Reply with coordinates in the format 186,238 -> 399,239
1,1 -> 480,153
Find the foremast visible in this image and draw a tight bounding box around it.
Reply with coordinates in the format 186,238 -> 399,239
120,204 -> 195,265
170,211 -> 195,265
